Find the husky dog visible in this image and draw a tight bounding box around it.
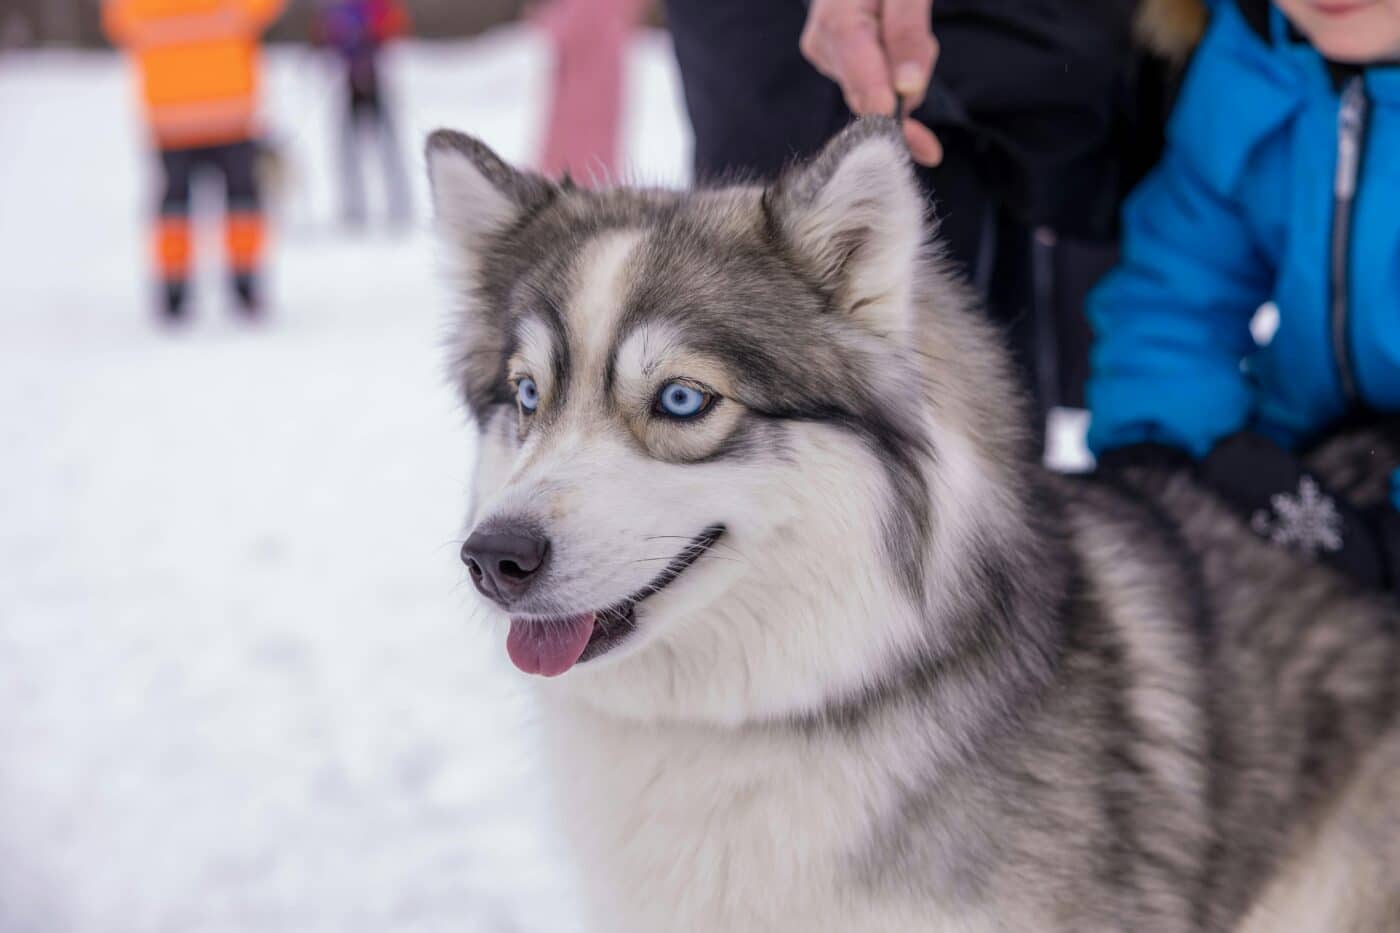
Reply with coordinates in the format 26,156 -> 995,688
427,119 -> 1400,933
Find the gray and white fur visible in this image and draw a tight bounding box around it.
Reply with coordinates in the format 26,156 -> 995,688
426,118 -> 1400,933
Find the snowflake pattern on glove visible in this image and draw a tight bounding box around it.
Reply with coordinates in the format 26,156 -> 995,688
1250,476 -> 1344,555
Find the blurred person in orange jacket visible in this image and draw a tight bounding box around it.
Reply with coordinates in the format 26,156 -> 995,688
313,0 -> 411,228
536,0 -> 649,183
103,0 -> 287,322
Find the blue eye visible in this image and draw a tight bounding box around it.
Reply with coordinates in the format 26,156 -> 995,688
655,381 -> 712,419
516,377 -> 540,413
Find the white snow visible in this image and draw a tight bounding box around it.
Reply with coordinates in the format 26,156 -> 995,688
0,28 -> 689,933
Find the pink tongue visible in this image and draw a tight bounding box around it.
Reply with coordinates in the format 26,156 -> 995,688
506,613 -> 597,677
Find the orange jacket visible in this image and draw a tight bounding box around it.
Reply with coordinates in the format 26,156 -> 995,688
103,0 -> 286,147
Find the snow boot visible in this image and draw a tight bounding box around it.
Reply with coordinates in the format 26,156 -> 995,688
232,272 -> 263,320
160,279 -> 189,324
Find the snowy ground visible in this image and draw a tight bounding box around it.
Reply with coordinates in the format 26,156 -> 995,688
0,29 -> 688,933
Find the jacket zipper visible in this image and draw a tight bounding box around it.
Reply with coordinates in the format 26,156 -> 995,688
1330,75 -> 1369,403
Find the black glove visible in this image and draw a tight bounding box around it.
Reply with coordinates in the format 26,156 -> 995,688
1094,442 -> 1195,475
1366,503 -> 1400,592
1201,431 -> 1388,589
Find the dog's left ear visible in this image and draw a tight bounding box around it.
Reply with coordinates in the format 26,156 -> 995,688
766,117 -> 925,335
425,130 -> 555,248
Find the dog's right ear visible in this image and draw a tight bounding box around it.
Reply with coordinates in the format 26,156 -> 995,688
425,130 -> 555,247
428,132 -> 555,416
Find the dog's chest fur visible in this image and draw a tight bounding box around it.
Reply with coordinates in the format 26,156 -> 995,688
540,704 -> 1004,933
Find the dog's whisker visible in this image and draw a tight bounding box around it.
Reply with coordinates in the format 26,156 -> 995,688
642,534 -> 747,561
629,554 -> 741,565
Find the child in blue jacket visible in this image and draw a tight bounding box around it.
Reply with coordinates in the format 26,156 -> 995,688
1089,0 -> 1400,586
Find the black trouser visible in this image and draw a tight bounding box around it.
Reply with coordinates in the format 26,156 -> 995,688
339,72 -> 409,224
665,0 -> 1158,440
159,139 -> 260,218
155,139 -> 264,287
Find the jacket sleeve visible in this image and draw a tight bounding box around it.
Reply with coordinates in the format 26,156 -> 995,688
375,1 -> 411,41
240,0 -> 288,31
1085,136 -> 1272,460
101,0 -> 139,46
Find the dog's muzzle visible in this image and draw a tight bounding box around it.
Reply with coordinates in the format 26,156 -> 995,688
459,522 -> 727,678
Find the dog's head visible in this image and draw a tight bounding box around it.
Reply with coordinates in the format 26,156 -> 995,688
429,119 -> 1027,722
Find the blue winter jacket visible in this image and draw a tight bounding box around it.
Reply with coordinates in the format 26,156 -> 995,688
1086,0 -> 1400,465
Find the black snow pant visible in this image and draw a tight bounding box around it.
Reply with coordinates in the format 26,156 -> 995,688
155,139 -> 265,309
339,74 -> 410,226
664,0 -> 1174,448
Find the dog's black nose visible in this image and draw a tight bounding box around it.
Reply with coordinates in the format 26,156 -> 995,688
461,526 -> 549,604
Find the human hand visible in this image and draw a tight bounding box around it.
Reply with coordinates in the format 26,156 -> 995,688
799,0 -> 943,166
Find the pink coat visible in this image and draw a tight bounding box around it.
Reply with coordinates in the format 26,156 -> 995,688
537,0 -> 649,183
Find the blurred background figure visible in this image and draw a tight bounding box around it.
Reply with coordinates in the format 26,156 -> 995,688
535,0 -> 648,182
103,0 -> 287,322
312,0 -> 412,228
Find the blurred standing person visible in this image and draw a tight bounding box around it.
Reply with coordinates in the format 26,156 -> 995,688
104,0 -> 287,322
536,0 -> 649,182
313,0 -> 412,228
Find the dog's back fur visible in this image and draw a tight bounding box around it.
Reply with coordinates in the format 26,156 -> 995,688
427,118 -> 1400,932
